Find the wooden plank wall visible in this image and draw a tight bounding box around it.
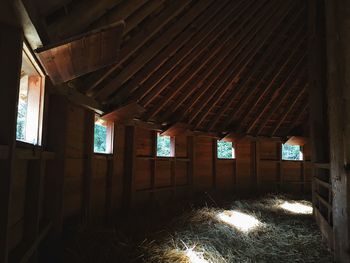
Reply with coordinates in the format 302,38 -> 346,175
4,97 -> 312,261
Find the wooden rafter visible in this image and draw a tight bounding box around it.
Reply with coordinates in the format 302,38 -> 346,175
102,102 -> 145,123
255,72 -> 307,135
246,56 -> 304,133
243,54 -> 306,135
106,0 -> 233,107
271,86 -> 307,136
95,0 -> 214,101
206,5 -> 305,131
88,0 -> 163,36
282,100 -> 308,136
46,0 -> 125,40
190,0 -> 296,129
220,30 -> 306,134
85,0 -> 192,95
141,0 -> 265,120
134,0 -> 251,110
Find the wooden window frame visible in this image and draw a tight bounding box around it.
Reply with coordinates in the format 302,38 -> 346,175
16,42 -> 45,146
93,115 -> 114,154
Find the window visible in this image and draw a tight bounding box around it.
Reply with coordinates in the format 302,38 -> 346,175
94,115 -> 114,154
282,143 -> 303,161
156,132 -> 175,157
16,44 -> 45,145
217,140 -> 235,159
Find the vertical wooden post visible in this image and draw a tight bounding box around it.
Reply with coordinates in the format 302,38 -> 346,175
301,146 -> 306,194
82,110 -> 94,224
122,126 -> 136,209
187,136 -> 195,195
325,0 -> 350,260
278,142 -> 283,192
21,159 -> 45,262
212,138 -> 217,190
105,158 -> 114,224
44,94 -> 68,261
251,140 -> 260,192
0,23 -> 22,263
151,131 -> 156,202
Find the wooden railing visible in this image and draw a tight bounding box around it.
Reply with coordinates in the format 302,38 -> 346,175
313,162 -> 333,249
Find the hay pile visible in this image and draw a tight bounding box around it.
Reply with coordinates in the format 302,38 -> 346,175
64,195 -> 333,263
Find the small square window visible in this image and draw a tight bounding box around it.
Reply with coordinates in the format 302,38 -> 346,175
94,115 -> 114,154
156,132 -> 175,157
217,140 -> 235,159
16,44 -> 45,145
282,143 -> 303,161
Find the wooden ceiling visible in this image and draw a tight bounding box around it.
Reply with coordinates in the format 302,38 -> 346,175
29,0 -> 309,138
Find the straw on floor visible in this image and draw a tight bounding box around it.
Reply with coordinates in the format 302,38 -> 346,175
64,195 -> 333,263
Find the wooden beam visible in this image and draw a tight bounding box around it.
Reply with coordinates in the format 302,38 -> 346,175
122,126 -> 136,208
47,0 -> 129,40
255,71 -> 307,135
190,0 -> 296,129
102,102 -> 145,123
161,123 -> 189,137
325,0 -> 350,259
44,95 -> 69,259
88,0 -> 158,36
49,84 -> 104,114
285,136 -> 309,146
314,207 -> 334,250
207,6 -> 305,132
20,159 -> 44,262
243,54 -> 306,135
134,0 -> 253,107
271,86 -> 306,136
13,0 -> 45,49
85,0 -> 192,95
212,138 -> 217,190
36,21 -> 125,85
95,0 -> 214,101
283,99 -> 308,137
82,111 -> 94,224
107,0 -> 232,107
220,133 -> 245,143
225,41 -> 306,136
220,33 -> 306,134
141,0 -> 262,120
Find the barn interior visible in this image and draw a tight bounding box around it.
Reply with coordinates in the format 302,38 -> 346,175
0,0 -> 348,262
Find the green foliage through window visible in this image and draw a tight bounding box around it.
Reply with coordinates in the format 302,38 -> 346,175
157,133 -> 172,157
94,123 -> 107,153
282,144 -> 302,160
16,99 -> 27,141
217,140 -> 235,159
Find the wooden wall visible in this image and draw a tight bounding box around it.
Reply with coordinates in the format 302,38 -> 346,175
3,95 -> 312,261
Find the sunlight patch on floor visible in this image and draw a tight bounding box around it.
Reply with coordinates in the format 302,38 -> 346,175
216,210 -> 261,232
279,201 -> 313,214
184,247 -> 208,263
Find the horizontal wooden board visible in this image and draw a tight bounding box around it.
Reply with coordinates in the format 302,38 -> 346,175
36,21 -> 125,84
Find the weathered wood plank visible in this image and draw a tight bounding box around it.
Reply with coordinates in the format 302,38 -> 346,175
86,0 -> 192,94
96,0 -> 214,101
37,22 -> 125,84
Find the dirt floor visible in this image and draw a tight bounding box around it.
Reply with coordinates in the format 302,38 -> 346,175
64,194 -> 333,263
